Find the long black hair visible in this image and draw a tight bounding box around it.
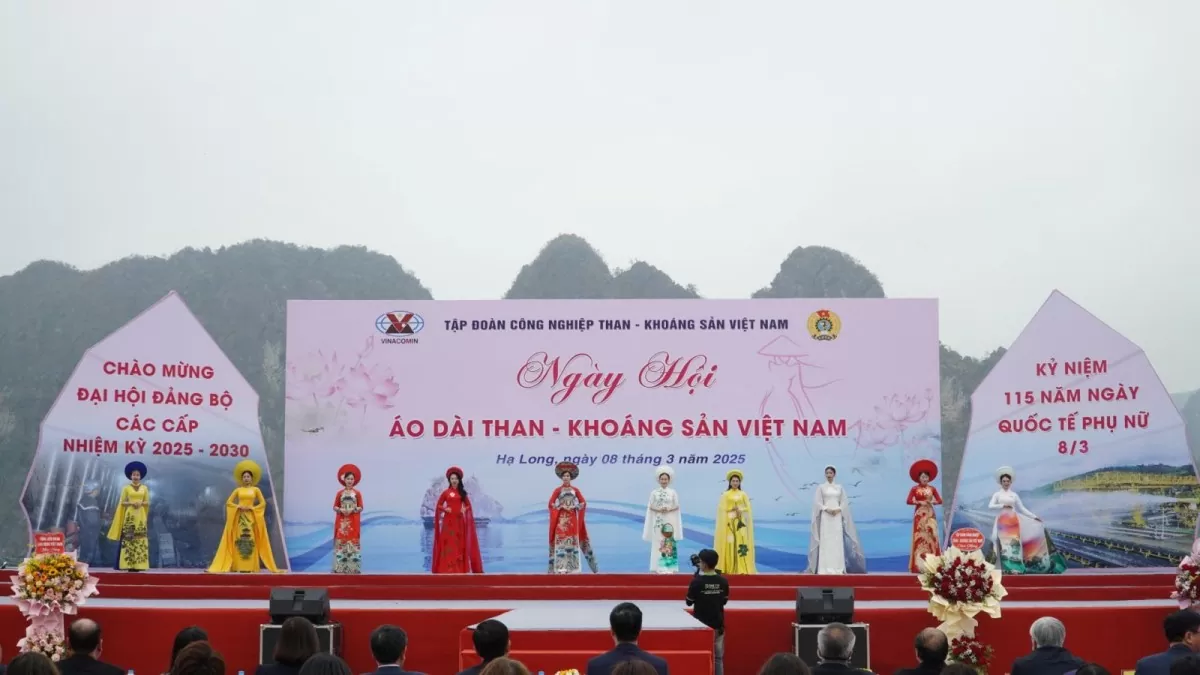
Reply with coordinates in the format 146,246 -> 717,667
449,469 -> 469,502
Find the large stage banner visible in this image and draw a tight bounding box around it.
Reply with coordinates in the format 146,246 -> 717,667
947,291 -> 1197,570
19,292 -> 288,570
284,299 -> 941,573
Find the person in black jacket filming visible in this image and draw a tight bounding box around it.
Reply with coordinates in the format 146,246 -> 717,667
687,549 -> 730,675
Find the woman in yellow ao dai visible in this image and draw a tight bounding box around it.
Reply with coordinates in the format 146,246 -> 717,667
713,469 -> 756,574
207,459 -> 280,573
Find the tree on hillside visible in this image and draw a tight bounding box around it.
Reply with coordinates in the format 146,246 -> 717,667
938,344 -> 1006,501
753,246 -> 886,298
505,234 -> 614,299
0,240 -> 431,558
610,262 -> 700,299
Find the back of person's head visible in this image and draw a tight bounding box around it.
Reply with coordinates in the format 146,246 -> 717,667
67,618 -> 102,656
942,664 -> 980,675
479,657 -> 532,675
915,627 -> 949,665
369,624 -> 409,665
1030,616 -> 1067,648
169,626 -> 209,673
612,661 -> 658,675
297,654 -> 351,675
758,653 -> 811,675
1174,655 -> 1200,675
609,602 -> 644,643
698,548 -> 719,570
1077,664 -> 1112,675
1165,610 -> 1200,644
816,623 -> 855,662
274,617 -> 320,667
472,619 -> 510,661
172,641 -> 225,675
9,651 -> 59,675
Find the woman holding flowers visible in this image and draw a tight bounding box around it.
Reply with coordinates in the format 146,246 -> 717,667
207,459 -> 280,573
714,469 -> 756,574
106,461 -> 150,570
332,463 -> 363,574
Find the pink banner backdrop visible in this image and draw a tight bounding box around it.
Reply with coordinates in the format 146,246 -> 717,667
948,290 -> 1197,570
20,292 -> 287,570
283,299 -> 941,573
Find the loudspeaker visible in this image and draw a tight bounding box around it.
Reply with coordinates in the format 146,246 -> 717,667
269,588 -> 331,624
796,587 -> 854,624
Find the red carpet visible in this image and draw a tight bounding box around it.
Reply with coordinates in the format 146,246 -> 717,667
0,572 -> 1176,675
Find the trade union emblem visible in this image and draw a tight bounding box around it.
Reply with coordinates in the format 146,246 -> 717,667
806,309 -> 841,341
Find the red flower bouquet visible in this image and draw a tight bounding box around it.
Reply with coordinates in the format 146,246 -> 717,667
949,635 -> 994,669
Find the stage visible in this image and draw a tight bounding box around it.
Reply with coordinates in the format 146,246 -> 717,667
0,571 -> 1175,675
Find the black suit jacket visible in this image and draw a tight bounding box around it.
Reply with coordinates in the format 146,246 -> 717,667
586,643 -> 669,675
360,666 -> 426,675
1011,646 -> 1086,675
895,660 -> 945,675
812,661 -> 872,675
455,659 -> 495,675
56,655 -> 125,675
1135,644 -> 1196,675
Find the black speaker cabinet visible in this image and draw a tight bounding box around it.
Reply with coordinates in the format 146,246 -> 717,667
793,623 -> 870,670
259,623 -> 341,665
796,587 -> 854,624
269,587 -> 331,624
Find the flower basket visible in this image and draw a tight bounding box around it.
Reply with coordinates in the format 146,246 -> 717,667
554,670 -> 581,675
10,552 -> 99,617
18,624 -> 66,662
919,547 -> 1007,639
949,634 -> 994,673
1173,557 -> 1200,608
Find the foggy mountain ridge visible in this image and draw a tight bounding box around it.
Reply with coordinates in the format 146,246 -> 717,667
0,235 -> 1197,560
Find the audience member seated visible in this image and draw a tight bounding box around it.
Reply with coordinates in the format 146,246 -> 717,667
1173,655 -> 1200,675
1074,664 -> 1111,675
613,662 -> 658,675
299,654 -> 352,675
172,641 -> 225,675
258,617 -> 320,675
165,626 -> 209,675
758,653 -> 812,675
1138,610 -> 1200,675
479,658 -> 531,675
941,665 -> 978,675
586,602 -> 669,675
1011,617 -> 1085,675
895,628 -> 948,675
364,625 -> 425,675
457,620 -> 510,675
58,619 -> 124,675
811,623 -> 870,675
7,652 -> 58,675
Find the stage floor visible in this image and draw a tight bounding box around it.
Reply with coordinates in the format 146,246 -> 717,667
0,572 -> 1174,675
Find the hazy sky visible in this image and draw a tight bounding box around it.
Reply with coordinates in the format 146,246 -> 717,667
2,2 -> 1197,390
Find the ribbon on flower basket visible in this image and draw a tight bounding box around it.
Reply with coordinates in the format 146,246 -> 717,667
918,547 -> 1007,641
10,552 -> 99,655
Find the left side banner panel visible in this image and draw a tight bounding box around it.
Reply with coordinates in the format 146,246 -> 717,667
18,292 -> 289,570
